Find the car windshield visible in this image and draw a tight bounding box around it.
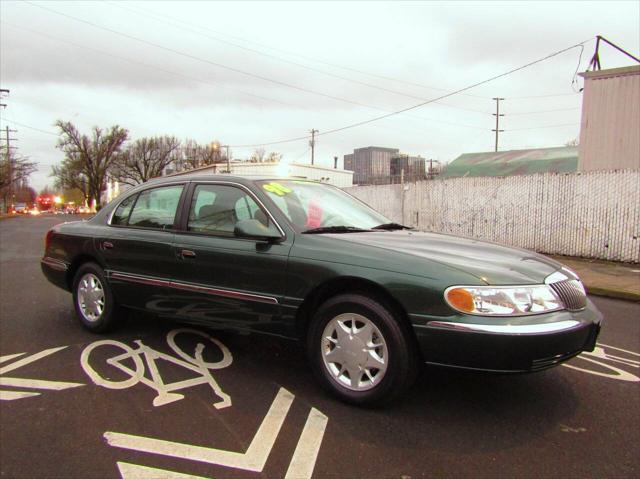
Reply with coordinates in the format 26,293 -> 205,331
257,180 -> 391,232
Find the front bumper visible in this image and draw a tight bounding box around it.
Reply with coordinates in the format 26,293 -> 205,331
411,300 -> 603,372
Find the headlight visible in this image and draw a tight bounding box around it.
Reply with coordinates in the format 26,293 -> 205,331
445,285 -> 564,316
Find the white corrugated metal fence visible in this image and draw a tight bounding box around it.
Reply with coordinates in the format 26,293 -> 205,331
346,170 -> 640,263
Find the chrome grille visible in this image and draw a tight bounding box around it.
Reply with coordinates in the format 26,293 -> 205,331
550,279 -> 587,311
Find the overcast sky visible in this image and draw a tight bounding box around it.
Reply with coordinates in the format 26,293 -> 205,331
1,0 -> 639,192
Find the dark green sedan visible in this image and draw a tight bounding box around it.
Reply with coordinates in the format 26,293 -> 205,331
42,175 -> 602,404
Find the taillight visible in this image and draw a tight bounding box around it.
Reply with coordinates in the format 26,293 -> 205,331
45,229 -> 54,252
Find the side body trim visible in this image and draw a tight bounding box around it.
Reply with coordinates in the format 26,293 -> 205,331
107,271 -> 278,305
41,257 -> 69,272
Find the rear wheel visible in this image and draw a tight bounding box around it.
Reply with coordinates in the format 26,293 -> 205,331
308,293 -> 418,405
72,262 -> 121,332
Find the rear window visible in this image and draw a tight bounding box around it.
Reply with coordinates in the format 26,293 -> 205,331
115,185 -> 184,229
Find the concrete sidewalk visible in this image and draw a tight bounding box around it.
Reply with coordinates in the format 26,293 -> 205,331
551,255 -> 640,302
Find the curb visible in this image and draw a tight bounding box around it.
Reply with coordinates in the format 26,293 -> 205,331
586,285 -> 640,302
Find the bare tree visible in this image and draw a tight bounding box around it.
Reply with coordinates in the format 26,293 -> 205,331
51,159 -> 89,203
265,151 -> 282,163
112,136 -> 181,186
0,151 -> 37,212
181,140 -> 221,170
54,120 -> 128,208
250,148 -> 266,163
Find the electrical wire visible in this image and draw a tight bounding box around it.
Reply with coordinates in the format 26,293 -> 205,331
17,2 -> 592,149
0,118 -> 58,136
102,0 -> 492,101
506,123 -> 580,131
231,37 -> 589,148
1,22 -> 307,111
507,107 -> 580,116
17,4 -> 492,130
104,0 -> 491,114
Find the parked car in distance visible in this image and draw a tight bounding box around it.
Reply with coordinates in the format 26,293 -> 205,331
12,202 -> 28,214
41,175 -> 603,405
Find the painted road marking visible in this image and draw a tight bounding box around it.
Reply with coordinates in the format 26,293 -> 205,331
563,342 -> 640,382
0,390 -> 41,401
107,387 -> 328,479
285,407 -> 328,479
117,462 -> 211,479
82,329 -> 233,408
0,353 -> 27,364
106,387 -> 294,471
0,346 -> 84,401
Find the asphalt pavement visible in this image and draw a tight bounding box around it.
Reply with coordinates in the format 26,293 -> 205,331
1,215 -> 639,479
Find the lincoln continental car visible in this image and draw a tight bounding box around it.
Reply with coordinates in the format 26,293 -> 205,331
42,175 -> 602,404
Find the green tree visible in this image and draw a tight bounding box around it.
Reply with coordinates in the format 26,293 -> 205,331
53,120 -> 128,208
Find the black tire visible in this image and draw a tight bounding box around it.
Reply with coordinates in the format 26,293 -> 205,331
72,262 -> 121,333
307,293 -> 418,406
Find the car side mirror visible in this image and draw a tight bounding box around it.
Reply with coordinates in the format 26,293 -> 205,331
234,219 -> 282,241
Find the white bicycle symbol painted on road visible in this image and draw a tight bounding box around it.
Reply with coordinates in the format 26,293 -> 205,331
80,328 -> 233,408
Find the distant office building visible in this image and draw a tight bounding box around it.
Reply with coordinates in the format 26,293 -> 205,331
390,154 -> 427,183
344,146 -> 428,185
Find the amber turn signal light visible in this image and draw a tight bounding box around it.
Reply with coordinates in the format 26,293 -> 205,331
445,288 -> 475,313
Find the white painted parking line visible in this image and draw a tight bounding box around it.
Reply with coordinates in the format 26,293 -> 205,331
0,346 -> 84,401
117,462 -> 211,479
0,377 -> 84,391
285,408 -> 328,479
0,390 -> 41,401
105,387 -> 295,472
0,346 -> 68,375
0,353 -> 26,364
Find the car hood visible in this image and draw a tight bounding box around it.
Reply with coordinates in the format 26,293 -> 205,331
324,230 -> 563,285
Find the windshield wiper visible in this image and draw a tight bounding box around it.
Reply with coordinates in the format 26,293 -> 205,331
371,222 -> 412,230
302,225 -> 372,234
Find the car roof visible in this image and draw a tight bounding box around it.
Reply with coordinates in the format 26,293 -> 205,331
144,174 -> 319,185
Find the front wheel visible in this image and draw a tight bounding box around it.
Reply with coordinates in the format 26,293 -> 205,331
307,293 -> 418,405
72,262 -> 121,332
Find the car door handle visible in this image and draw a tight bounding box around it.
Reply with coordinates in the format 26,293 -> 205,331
103,241 -> 114,250
180,249 -> 196,258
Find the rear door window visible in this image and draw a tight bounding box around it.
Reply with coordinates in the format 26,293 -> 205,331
127,185 -> 184,229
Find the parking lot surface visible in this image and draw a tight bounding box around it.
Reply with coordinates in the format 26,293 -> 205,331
1,216 -> 639,478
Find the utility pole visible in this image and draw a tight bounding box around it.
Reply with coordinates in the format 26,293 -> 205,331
309,129 -> 318,165
0,89 -> 9,109
3,126 -> 19,212
492,97 -> 505,152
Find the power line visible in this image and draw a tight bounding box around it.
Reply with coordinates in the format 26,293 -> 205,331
105,0 -> 491,114
23,2 -> 424,114
3,23 -> 488,133
508,107 -> 580,116
1,22 -> 306,111
506,92 -> 581,100
506,123 -> 580,131
103,0 -> 492,101
1,118 -> 58,136
16,3 -> 591,149
315,40 -> 591,139
14,7 -> 491,130
228,38 -> 589,148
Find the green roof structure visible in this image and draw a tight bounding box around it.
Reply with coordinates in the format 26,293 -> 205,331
441,146 -> 578,178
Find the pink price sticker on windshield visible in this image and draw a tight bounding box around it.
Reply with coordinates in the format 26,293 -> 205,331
305,200 -> 323,228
